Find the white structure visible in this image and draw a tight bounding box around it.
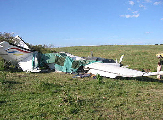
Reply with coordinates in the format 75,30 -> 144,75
0,37 -> 40,72
84,62 -> 163,78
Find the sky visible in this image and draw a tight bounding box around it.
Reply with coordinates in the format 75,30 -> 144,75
0,0 -> 163,47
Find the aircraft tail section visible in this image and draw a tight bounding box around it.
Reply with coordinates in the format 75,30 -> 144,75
0,41 -> 33,63
0,40 -> 39,72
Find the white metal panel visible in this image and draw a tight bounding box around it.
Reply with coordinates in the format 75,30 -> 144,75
85,62 -> 145,78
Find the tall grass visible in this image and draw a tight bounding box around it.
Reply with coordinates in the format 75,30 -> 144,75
1,45 -> 163,119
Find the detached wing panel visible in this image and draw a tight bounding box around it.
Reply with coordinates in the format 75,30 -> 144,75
85,62 -> 144,78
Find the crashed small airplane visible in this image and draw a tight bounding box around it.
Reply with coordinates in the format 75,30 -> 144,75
0,35 -> 163,78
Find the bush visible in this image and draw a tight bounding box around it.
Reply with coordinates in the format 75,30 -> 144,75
0,32 -> 14,43
30,44 -> 56,54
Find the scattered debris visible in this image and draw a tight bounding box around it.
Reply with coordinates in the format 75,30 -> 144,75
72,73 -> 92,78
0,35 -> 163,79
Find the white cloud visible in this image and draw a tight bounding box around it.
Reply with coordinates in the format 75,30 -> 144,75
144,0 -> 152,3
129,1 -> 135,5
154,1 -> 162,5
132,14 -> 140,17
145,32 -> 151,34
161,18 -> 163,20
133,11 -> 139,14
120,14 -> 140,18
128,8 -> 132,11
127,8 -> 139,14
128,8 -> 139,14
139,4 -> 146,9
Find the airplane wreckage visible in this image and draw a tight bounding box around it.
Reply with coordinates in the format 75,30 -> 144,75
0,36 -> 163,79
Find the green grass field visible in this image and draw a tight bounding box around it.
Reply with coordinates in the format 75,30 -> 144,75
1,45 -> 163,119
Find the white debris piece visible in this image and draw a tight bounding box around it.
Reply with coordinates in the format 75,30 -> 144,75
14,35 -> 30,50
85,62 -> 145,78
60,52 -> 85,61
18,52 -> 39,72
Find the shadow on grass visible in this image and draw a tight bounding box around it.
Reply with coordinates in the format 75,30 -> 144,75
1,80 -> 22,84
116,76 -> 163,83
0,100 -> 7,106
1,67 -> 23,73
0,80 -> 23,91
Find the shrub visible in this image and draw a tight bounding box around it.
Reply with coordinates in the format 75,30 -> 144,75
30,44 -> 56,53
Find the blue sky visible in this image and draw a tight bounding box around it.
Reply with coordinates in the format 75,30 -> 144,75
0,0 -> 163,47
